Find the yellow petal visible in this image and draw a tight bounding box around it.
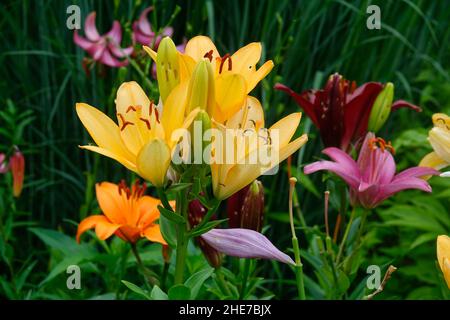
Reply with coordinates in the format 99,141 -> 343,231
76,215 -> 121,243
429,127 -> 450,163
269,112 -> 302,148
76,103 -> 133,161
115,81 -> 151,155
443,258 -> 450,289
432,113 -> 450,129
437,235 -> 450,275
226,96 -> 265,129
136,139 -> 171,187
185,35 -> 220,63
419,151 -> 449,170
230,42 -> 274,93
213,74 -> 247,123
162,81 -> 189,141
143,45 -> 157,62
80,145 -> 137,172
186,60 -> 216,114
179,53 -> 197,82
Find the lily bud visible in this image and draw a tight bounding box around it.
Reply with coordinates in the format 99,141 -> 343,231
227,180 -> 264,232
186,60 -> 215,114
156,37 -> 180,103
162,244 -> 172,264
10,148 -> 25,197
191,110 -> 211,165
368,82 -> 394,133
0,153 -> 8,174
188,199 -> 222,268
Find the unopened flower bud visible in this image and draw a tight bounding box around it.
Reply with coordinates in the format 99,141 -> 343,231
10,148 -> 25,197
156,37 -> 180,103
191,110 -> 211,165
188,199 -> 222,268
187,60 -> 215,114
368,82 -> 394,133
227,180 -> 264,232
162,244 -> 172,264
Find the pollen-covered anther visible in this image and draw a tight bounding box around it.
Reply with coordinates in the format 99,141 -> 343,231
203,50 -> 214,62
118,179 -> 131,199
369,137 -> 395,154
154,108 -> 160,123
219,54 -> 232,74
139,118 -> 151,130
126,105 -> 137,113
117,113 -> 134,131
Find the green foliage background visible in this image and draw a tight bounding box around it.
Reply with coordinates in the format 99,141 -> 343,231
0,0 -> 449,299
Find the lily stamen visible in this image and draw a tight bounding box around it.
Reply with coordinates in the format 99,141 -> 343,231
139,117 -> 151,130
203,50 -> 213,62
126,105 -> 137,113
219,54 -> 232,74
117,113 -> 134,131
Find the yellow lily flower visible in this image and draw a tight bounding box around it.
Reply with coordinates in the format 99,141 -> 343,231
437,235 -> 450,289
210,97 -> 308,200
420,113 -> 450,171
144,36 -> 274,123
76,81 -> 199,187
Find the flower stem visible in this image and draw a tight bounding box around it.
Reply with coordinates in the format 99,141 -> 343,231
130,243 -> 156,290
239,259 -> 251,299
216,267 -> 232,298
174,224 -> 188,284
336,206 -> 356,265
289,178 -> 306,300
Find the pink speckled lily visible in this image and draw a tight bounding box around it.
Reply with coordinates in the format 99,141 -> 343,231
132,7 -> 174,48
304,132 -> 439,209
74,12 -> 133,67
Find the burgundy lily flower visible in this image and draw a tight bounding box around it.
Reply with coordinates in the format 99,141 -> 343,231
275,73 -> 421,151
0,153 -> 8,174
304,132 -> 439,209
201,228 -> 295,265
132,7 -> 174,48
74,12 -> 133,68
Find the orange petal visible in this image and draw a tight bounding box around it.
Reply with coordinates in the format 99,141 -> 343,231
142,224 -> 167,245
136,195 -> 161,226
76,215 -> 121,243
95,182 -> 127,224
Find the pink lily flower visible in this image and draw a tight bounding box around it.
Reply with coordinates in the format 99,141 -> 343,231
304,132 -> 440,209
132,7 -> 174,48
74,12 -> 133,68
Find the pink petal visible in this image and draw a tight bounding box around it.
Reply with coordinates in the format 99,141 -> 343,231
391,100 -> 422,112
304,160 -> 360,190
108,43 -> 133,58
99,49 -> 128,68
84,12 -> 100,41
322,147 -> 360,178
201,228 -> 295,265
87,42 -> 106,61
354,183 -> 380,208
138,7 -> 154,35
105,21 -> 122,44
393,166 -> 440,180
375,178 -> 433,205
73,31 -> 94,51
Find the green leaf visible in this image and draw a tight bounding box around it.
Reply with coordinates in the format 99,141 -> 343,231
158,205 -> 186,225
167,183 -> 192,193
189,219 -> 227,238
160,214 -> 177,248
121,280 -> 151,300
151,285 -> 168,300
168,284 -> 191,300
184,267 -> 214,299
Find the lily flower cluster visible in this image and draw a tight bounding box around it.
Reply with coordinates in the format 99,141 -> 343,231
76,35 -> 307,279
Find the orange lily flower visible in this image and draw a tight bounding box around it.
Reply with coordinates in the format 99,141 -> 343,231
76,180 -> 169,244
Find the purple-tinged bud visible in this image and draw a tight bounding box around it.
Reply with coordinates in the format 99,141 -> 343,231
201,228 -> 295,265
0,153 -> 8,174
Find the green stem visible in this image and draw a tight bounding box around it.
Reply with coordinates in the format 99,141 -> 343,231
292,236 -> 306,300
131,243 -> 155,290
216,267 -> 232,298
156,188 -> 173,211
161,262 -> 170,291
336,206 -> 356,265
239,259 -> 251,299
174,224 -> 188,284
